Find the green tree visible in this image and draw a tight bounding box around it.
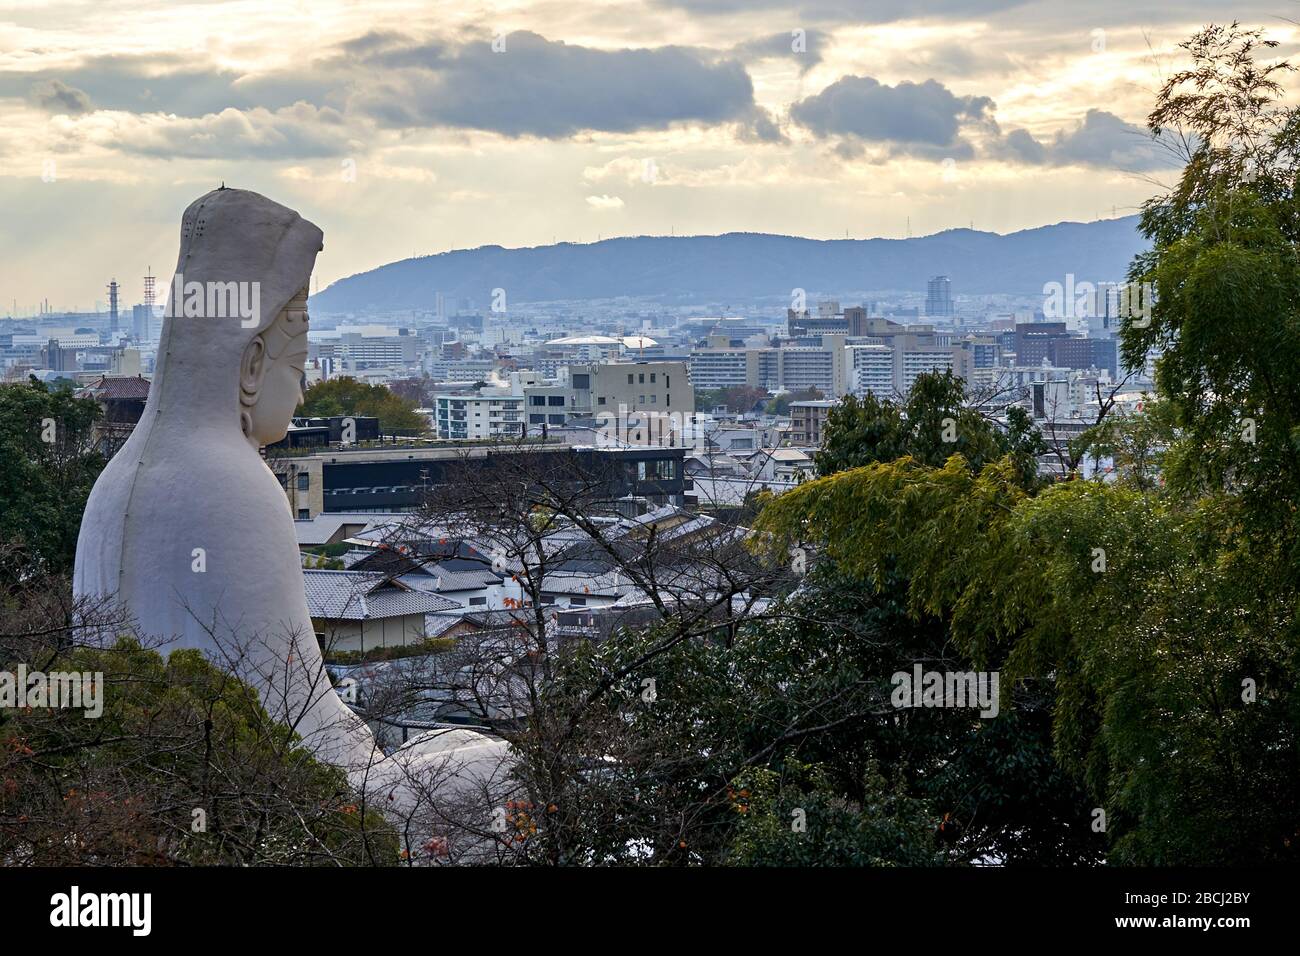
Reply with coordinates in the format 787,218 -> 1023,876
758,454 -> 1300,863
0,379 -> 104,580
725,762 -> 942,866
767,375 -> 1088,865
0,638 -> 399,865
514,608 -> 956,865
815,370 -> 1045,489
299,376 -> 428,434
1074,395 -> 1176,491
766,386 -> 823,416
699,385 -> 769,414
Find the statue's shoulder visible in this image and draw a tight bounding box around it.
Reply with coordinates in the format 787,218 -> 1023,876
138,439 -> 296,533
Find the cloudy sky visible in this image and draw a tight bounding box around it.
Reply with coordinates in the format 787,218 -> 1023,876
1,0 -> 1293,311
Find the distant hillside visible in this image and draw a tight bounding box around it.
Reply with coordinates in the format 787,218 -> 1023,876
313,216 -> 1146,312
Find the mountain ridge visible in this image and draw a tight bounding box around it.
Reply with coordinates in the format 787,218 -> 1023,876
313,215 -> 1146,313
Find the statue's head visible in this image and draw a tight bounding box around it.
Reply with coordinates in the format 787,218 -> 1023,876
148,187 -> 323,448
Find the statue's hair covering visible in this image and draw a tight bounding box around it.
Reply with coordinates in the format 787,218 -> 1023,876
143,188 -> 323,439
173,186 -> 323,335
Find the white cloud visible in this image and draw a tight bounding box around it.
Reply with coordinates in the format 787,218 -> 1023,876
84,102 -> 359,160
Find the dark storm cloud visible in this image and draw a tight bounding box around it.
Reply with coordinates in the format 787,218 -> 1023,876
791,70 -> 1173,172
338,30 -> 415,57
790,75 -> 994,157
339,35 -> 451,71
349,31 -> 762,138
1000,126 -> 1047,163
739,108 -> 788,143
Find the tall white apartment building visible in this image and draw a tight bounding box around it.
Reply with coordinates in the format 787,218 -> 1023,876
434,392 -> 525,440
523,361 -> 692,420
899,345 -> 961,391
689,348 -> 754,389
758,340 -> 848,396
845,338 -> 976,397
848,344 -> 895,398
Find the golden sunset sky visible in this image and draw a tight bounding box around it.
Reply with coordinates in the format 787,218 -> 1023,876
1,0 -> 1293,310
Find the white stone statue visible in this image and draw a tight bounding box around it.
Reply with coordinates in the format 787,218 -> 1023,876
74,188 -> 509,857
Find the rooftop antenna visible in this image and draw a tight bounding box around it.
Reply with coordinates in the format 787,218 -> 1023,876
906,216 -> 911,239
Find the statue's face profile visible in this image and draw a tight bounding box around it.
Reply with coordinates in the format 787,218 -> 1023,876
241,287 -> 310,447
250,336 -> 308,445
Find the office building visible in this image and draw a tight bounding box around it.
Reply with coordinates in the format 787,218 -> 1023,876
926,276 -> 954,317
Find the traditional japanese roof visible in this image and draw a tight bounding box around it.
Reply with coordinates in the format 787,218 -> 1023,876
428,567 -> 502,592
78,375 -> 151,401
303,569 -> 460,620
293,512 -> 401,546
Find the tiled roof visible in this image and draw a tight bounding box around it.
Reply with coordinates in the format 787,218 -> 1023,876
429,565 -> 501,592
539,568 -> 636,597
424,614 -> 464,638
349,548 -> 427,575
79,375 -> 151,401
303,570 -> 459,620
293,513 -> 399,546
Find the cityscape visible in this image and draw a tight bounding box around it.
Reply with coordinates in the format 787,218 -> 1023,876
0,0 -> 1293,934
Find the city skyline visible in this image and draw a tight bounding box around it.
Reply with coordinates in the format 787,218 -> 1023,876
3,0 -> 1282,308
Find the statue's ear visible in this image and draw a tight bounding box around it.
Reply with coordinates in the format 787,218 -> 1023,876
239,335 -> 268,439
240,335 -> 267,396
